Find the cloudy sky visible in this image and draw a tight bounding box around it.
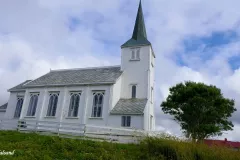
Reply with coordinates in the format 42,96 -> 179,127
1,0 -> 240,141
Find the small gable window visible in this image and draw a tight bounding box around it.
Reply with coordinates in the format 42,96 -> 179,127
122,116 -> 131,127
130,48 -> 140,60
132,85 -> 137,98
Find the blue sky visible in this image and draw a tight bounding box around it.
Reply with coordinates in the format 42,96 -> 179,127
177,30 -> 239,68
1,0 -> 240,140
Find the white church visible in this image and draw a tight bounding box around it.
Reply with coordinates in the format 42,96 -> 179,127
1,1 -> 156,131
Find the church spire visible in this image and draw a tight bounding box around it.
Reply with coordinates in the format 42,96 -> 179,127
132,0 -> 147,40
121,0 -> 151,48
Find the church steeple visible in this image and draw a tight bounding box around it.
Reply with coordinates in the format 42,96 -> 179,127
121,0 -> 151,48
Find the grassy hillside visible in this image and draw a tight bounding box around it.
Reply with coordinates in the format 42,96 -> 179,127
0,131 -> 239,160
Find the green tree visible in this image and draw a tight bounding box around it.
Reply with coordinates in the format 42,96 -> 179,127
161,81 -> 236,142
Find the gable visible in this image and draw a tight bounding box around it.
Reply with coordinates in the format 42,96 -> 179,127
8,80 -> 32,92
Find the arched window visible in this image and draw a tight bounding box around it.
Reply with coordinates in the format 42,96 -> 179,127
14,97 -> 24,118
68,93 -> 81,117
91,92 -> 104,117
27,94 -> 39,116
46,93 -> 59,117
132,85 -> 136,98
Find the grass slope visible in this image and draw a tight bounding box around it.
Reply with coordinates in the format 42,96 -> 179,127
0,131 -> 239,160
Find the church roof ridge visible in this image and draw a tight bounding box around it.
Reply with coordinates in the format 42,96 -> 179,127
50,65 -> 121,72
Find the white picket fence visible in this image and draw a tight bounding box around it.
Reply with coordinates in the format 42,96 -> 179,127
0,119 -> 153,143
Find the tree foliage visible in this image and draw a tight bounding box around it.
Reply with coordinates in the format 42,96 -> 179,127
161,81 -> 236,141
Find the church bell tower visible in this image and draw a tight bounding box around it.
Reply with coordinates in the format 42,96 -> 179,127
120,0 -> 155,130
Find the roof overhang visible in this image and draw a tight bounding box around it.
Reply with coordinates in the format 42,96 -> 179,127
7,89 -> 26,92
23,82 -> 116,88
110,113 -> 144,115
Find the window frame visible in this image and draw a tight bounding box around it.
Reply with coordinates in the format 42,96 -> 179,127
68,92 -> 81,118
131,50 -> 135,59
136,48 -> 140,59
131,85 -> 137,98
46,92 -> 59,117
26,93 -> 39,117
130,48 -> 140,61
91,91 -> 105,118
14,97 -> 24,118
121,116 -> 131,127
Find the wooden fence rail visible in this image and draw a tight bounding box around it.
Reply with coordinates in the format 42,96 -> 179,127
0,119 -> 154,143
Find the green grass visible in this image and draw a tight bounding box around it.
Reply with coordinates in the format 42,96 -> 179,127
0,131 -> 239,160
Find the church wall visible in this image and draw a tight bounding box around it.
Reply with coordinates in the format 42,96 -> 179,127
59,86 -> 86,124
149,47 -> 155,131
111,76 -> 122,110
144,101 -> 149,131
141,47 -> 155,131
108,115 -> 144,130
18,85 -> 112,126
5,91 -> 25,120
38,87 -> 66,123
84,85 -> 111,126
20,88 -> 47,121
59,85 -> 112,126
121,45 -> 150,99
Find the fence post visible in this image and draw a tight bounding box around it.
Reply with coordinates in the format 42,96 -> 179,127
17,120 -> 20,131
35,121 -> 38,133
18,120 -> 24,131
110,128 -> 112,142
57,122 -> 60,136
82,124 -> 85,137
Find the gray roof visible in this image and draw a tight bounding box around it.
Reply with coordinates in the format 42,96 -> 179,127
0,103 -> 7,112
8,80 -> 32,92
110,99 -> 147,115
24,66 -> 122,87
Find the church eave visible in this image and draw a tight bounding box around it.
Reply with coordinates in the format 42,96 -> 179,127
8,89 -> 26,92
121,39 -> 151,48
110,112 -> 144,115
24,82 -> 117,88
